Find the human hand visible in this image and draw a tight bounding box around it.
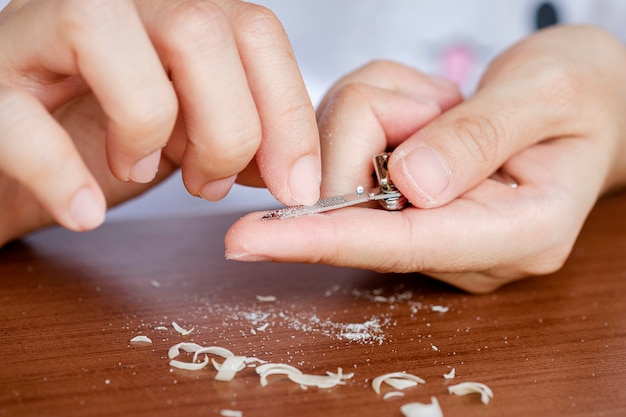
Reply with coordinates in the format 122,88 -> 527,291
225,25 -> 626,293
0,0 -> 319,247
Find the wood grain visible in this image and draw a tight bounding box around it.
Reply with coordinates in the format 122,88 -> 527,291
1,193 -> 625,417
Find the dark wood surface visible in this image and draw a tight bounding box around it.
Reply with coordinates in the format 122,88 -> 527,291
1,193 -> 625,417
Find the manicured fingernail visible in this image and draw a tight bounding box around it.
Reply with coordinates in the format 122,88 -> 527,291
199,175 -> 237,201
288,155 -> 320,206
400,146 -> 451,204
69,188 -> 105,231
129,149 -> 161,183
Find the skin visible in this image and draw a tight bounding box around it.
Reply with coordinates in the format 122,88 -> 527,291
0,0 -> 321,247
226,25 -> 626,293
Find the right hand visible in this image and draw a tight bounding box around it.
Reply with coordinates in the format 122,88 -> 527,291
226,26 -> 626,293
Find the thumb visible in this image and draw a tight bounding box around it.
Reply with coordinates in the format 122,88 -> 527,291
388,83 -> 548,208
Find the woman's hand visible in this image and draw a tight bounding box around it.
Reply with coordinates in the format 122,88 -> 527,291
0,0 -> 320,247
226,25 -> 626,293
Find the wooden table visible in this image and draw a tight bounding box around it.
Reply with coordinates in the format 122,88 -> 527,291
1,193 -> 625,417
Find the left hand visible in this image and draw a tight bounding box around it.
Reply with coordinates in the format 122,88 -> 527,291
225,25 -> 626,293
0,0 -> 319,247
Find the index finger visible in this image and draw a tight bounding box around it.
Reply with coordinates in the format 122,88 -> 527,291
226,200 -> 516,294
220,1 -> 321,206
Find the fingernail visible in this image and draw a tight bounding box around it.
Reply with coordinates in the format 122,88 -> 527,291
400,146 -> 451,204
288,155 -> 320,206
225,251 -> 272,262
69,188 -> 106,231
199,175 -> 237,201
129,149 -> 161,183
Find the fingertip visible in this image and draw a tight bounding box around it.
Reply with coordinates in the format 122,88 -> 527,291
287,154 -> 321,206
224,212 -> 269,261
391,145 -> 452,208
128,148 -> 162,183
67,187 -> 106,231
199,175 -> 237,202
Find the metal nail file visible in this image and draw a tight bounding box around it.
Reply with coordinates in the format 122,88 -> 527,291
262,153 -> 408,220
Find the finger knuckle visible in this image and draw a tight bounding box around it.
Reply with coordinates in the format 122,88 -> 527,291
334,82 -> 371,102
321,81 -> 371,119
224,124 -> 262,160
199,122 -> 262,169
233,4 -> 284,43
360,59 -> 404,75
56,0 -> 126,39
162,0 -> 231,51
449,114 -> 502,166
276,98 -> 316,136
111,96 -> 178,142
